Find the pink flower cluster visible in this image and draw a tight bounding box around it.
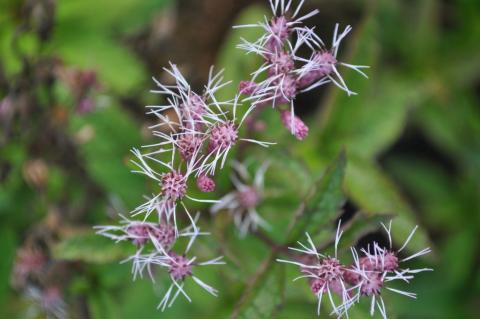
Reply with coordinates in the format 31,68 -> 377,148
278,222 -> 432,318
94,2 -> 432,315
235,0 -> 368,139
96,64 -> 274,310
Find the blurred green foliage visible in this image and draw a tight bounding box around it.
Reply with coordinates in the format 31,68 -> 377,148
1,0 -> 479,318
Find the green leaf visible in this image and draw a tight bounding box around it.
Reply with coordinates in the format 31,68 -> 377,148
53,232 -> 134,264
46,0 -> 171,92
346,156 -> 431,253
0,227 -> 16,307
385,156 -> 468,229
232,254 -> 285,319
70,105 -> 146,208
415,94 -> 480,178
287,151 -> 346,242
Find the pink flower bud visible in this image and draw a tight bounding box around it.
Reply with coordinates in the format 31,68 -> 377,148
161,171 -> 187,201
237,186 -> 260,209
177,134 -> 202,161
151,224 -> 177,251
208,121 -> 238,152
268,51 -> 295,76
265,16 -> 290,52
167,253 -> 193,281
280,110 -> 309,140
297,51 -> 337,89
197,175 -> 215,193
239,81 -> 258,95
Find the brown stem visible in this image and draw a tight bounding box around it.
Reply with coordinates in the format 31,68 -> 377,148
252,229 -> 295,257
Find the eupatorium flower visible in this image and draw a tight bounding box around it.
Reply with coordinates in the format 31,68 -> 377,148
277,222 -> 352,316
95,214 -> 178,249
235,0 -> 368,139
278,221 -> 432,318
211,161 -> 270,236
97,62 -> 273,309
93,1 -> 402,315
129,142 -> 206,225
134,235 -> 225,311
345,222 -> 433,318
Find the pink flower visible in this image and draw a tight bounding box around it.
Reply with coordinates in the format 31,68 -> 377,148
177,133 -> 203,161
96,216 -> 177,251
197,175 -> 216,193
280,109 -> 309,140
167,252 -> 193,281
277,223 -> 352,317
131,235 -> 225,311
236,0 -> 368,142
347,222 -> 433,318
161,170 -> 187,201
296,51 -> 337,88
278,221 -> 432,318
208,121 -> 238,152
211,161 -> 270,236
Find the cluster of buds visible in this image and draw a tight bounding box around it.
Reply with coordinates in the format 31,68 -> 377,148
278,221 -> 432,318
235,0 -> 368,139
96,64 -> 273,310
92,1 -> 435,314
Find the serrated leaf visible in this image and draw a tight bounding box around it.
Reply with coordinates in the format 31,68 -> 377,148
287,151 -> 346,242
53,232 -> 134,264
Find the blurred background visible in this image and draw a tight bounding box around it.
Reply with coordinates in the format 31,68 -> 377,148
0,0 -> 479,318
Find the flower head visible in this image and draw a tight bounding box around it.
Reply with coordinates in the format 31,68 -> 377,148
161,170 -> 187,201
199,96 -> 274,176
177,133 -> 203,161
197,175 -> 216,193
208,121 -> 238,152
295,24 -> 369,95
345,222 -> 433,318
131,235 -> 225,312
280,109 -> 309,140
277,222 -> 353,317
167,252 -> 193,281
278,221 -> 432,318
95,215 -> 178,251
211,161 -> 270,236
236,0 -> 368,139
